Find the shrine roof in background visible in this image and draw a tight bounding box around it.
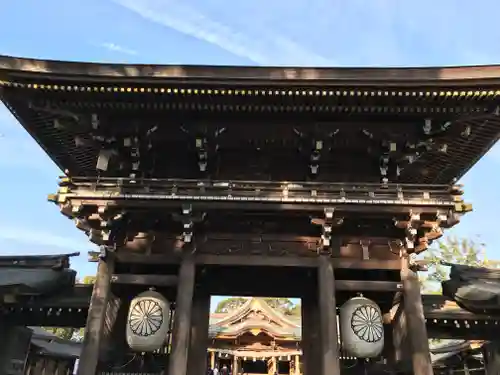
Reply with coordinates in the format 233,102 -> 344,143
209,298 -> 301,339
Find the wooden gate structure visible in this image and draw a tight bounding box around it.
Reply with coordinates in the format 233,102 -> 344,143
1,56 -> 500,375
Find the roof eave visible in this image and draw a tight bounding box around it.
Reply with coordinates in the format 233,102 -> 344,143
3,55 -> 500,87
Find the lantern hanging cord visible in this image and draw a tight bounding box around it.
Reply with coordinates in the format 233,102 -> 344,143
111,354 -> 137,369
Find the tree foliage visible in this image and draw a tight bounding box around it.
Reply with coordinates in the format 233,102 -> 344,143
261,298 -> 294,314
214,297 -> 300,316
286,303 -> 301,316
214,297 -> 248,313
421,236 -> 499,293
82,275 -> 96,284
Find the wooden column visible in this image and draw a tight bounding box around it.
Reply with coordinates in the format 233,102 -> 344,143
98,295 -> 123,363
401,258 -> 433,375
483,342 -> 500,375
301,289 -> 321,375
294,355 -> 300,375
390,300 -> 412,373
210,352 -> 215,370
77,256 -> 115,375
187,288 -> 211,375
269,357 -> 276,375
232,356 -> 238,375
168,255 -> 196,375
318,255 -> 340,375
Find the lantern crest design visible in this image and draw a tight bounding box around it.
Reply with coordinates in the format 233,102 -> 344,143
340,297 -> 384,358
350,305 -> 383,343
126,290 -> 170,352
129,299 -> 164,337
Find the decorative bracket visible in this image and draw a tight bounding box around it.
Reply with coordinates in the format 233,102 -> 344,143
360,239 -> 371,260
318,207 -> 343,253
309,139 -> 323,177
181,204 -> 194,244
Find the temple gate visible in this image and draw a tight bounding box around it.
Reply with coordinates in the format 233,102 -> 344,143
1,55 -> 500,375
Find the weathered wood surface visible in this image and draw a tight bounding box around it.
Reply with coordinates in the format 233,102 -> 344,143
77,256 -> 114,375
401,258 -> 433,375
168,256 -> 196,375
318,256 -> 340,375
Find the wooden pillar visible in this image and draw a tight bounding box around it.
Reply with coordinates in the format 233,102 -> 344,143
210,352 -> 215,370
294,355 -> 300,375
77,256 -> 114,375
232,356 -> 238,375
268,357 -> 276,375
391,300 -> 411,370
401,258 -> 433,375
318,256 -> 340,375
382,321 -> 394,359
187,288 -> 211,375
301,290 -> 321,375
98,295 -> 123,363
483,342 -> 500,375
168,255 -> 196,375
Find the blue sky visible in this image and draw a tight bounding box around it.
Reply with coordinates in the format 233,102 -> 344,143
1,0 -> 500,311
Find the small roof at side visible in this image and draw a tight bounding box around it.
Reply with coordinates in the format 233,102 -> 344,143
30,327 -> 82,359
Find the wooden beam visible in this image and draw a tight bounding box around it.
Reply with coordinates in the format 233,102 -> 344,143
110,273 -> 178,286
112,252 -> 402,270
318,256 -> 340,375
427,325 -> 500,340
77,255 -> 114,375
335,280 -> 402,292
63,197 -> 457,215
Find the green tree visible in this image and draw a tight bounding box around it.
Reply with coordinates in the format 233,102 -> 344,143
286,303 -> 301,316
214,297 -> 299,315
82,275 -> 96,284
421,236 -> 499,293
262,298 -> 294,314
44,327 -> 76,340
214,297 -> 247,313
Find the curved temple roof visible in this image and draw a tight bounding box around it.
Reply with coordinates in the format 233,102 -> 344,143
2,55 -> 500,85
209,298 -> 301,339
1,55 -> 500,183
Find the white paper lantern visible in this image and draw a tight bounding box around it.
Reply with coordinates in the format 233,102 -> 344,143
340,297 -> 384,358
126,290 -> 170,352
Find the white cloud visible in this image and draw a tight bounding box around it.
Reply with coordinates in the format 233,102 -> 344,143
112,0 -> 334,66
110,0 -> 500,67
99,42 -> 137,55
0,225 -> 94,254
